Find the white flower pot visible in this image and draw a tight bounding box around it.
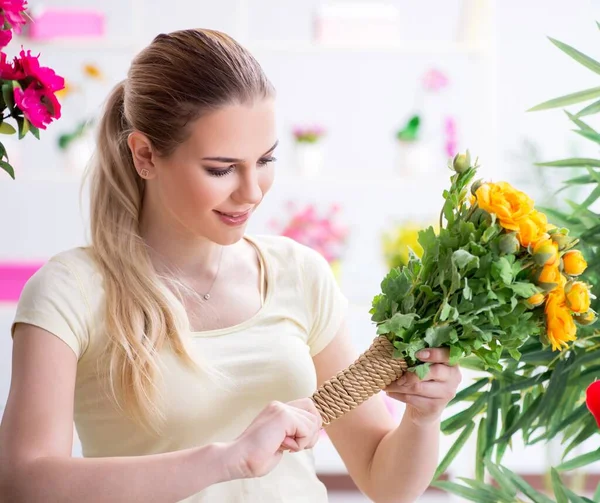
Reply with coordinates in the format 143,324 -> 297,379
294,142 -> 324,178
395,140 -> 433,177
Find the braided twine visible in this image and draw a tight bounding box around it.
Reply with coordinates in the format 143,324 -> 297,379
310,335 -> 408,426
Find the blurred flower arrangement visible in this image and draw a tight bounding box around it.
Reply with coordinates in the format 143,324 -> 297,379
0,0 -> 65,179
269,202 -> 349,276
56,62 -> 104,152
292,124 -> 326,144
292,124 -> 327,177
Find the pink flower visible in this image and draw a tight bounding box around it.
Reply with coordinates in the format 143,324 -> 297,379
14,85 -> 61,129
0,51 -> 22,79
14,49 -> 65,92
0,0 -> 27,32
0,29 -> 11,49
422,68 -> 449,92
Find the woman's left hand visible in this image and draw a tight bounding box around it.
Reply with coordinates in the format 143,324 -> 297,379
383,348 -> 462,425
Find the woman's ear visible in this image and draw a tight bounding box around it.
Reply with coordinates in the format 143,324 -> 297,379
127,131 -> 157,179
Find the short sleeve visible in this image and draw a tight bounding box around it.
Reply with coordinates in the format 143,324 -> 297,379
302,247 -> 349,356
11,257 -> 90,359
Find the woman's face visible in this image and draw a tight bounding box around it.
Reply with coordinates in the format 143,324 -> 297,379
140,98 -> 277,246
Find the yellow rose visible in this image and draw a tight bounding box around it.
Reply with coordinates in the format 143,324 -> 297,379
539,263 -> 562,286
563,250 -> 587,276
475,182 -> 535,232
516,211 -> 549,248
545,294 -> 577,351
533,238 -> 559,267
565,281 -> 591,314
525,292 -> 545,308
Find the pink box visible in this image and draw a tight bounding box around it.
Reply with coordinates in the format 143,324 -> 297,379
0,262 -> 44,303
27,9 -> 105,40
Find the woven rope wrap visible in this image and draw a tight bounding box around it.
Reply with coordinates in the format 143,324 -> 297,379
311,335 -> 408,426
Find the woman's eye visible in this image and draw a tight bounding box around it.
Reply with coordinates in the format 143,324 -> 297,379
258,156 -> 277,167
207,166 -> 235,177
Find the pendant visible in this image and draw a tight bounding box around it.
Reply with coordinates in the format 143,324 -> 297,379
204,293 -> 211,300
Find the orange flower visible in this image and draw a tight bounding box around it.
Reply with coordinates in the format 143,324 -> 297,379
565,281 -> 591,314
563,250 -> 587,276
475,182 -> 535,231
516,211 -> 550,247
545,293 -> 577,351
539,263 -> 562,286
533,238 -> 559,267
525,292 -> 545,308
83,63 -> 103,80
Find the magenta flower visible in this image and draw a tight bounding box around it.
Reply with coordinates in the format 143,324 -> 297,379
14,85 -> 61,129
422,68 -> 449,92
14,49 -> 65,92
0,29 -> 11,49
0,0 -> 28,32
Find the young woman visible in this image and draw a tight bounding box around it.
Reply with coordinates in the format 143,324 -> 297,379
0,29 -> 461,503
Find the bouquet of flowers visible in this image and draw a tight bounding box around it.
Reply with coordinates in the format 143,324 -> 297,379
292,125 -> 325,144
311,150 -> 595,425
0,0 -> 64,179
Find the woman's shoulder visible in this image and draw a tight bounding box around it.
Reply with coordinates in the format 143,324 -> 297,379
246,234 -> 315,261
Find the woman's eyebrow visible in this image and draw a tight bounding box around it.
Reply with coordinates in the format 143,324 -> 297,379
202,140 -> 279,162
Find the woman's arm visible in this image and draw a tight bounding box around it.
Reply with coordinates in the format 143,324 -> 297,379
0,324 -> 238,503
313,322 -> 460,503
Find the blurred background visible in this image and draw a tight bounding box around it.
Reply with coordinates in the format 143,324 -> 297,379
1,0 -> 600,501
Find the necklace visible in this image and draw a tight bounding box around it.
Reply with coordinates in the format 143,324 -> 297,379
201,245 -> 224,301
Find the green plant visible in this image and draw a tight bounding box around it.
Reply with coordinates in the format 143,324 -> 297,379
430,26 -> 600,502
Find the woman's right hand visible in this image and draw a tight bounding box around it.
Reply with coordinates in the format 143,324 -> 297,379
225,398 -> 323,479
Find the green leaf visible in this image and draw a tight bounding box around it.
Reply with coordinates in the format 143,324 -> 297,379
510,282 -> 539,298
573,185 -> 600,214
492,257 -> 514,285
0,121 -> 16,134
0,140 -> 7,161
593,481 -> 600,501
573,129 -> 600,145
548,37 -> 600,76
414,362 -> 431,380
550,468 -> 569,503
528,86 -> 600,112
452,249 -> 479,271
0,159 -> 14,179
449,345 -> 463,366
424,325 -> 454,346
29,124 -> 40,140
16,115 -> 29,139
566,110 -> 597,133
1,80 -> 14,113
450,378 -> 488,406
556,447 -> 600,471
499,465 -> 555,503
431,480 -> 499,503
536,157 -> 600,168
434,421 -> 476,479
475,417 -> 486,480
577,98 -> 600,117
376,312 -> 419,335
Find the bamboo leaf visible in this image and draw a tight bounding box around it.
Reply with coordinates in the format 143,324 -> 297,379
550,468 -> 569,503
577,98 -> 600,117
566,110 -> 597,133
536,158 -> 600,168
557,447 -> 600,471
431,480 -> 499,503
548,37 -> 600,76
573,185 -> 600,214
475,417 -> 486,481
499,465 -> 555,503
449,377 -> 489,406
484,459 -> 518,499
528,86 -> 600,112
434,420 -> 476,480
574,129 -> 600,144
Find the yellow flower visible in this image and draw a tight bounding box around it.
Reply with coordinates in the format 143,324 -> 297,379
545,293 -> 577,351
83,63 -> 103,80
55,81 -> 75,100
563,250 -> 587,276
525,292 -> 545,308
533,238 -> 559,267
539,263 -> 562,286
565,281 -> 591,314
382,224 -> 425,269
516,210 -> 549,248
475,182 -> 535,232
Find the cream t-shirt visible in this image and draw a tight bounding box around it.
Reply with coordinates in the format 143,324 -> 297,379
11,234 -> 349,502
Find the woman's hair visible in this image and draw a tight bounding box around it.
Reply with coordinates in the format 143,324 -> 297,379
87,28 -> 275,434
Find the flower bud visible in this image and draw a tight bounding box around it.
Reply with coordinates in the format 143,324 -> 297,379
575,310 -> 598,326
565,281 -> 591,313
525,292 -> 545,308
550,232 -> 574,250
499,233 -> 520,255
470,178 -> 483,196
533,238 -> 559,267
563,250 -> 587,276
452,150 -> 471,173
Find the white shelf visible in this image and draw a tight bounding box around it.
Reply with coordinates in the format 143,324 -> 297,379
11,36 -> 137,51
249,40 -> 486,55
